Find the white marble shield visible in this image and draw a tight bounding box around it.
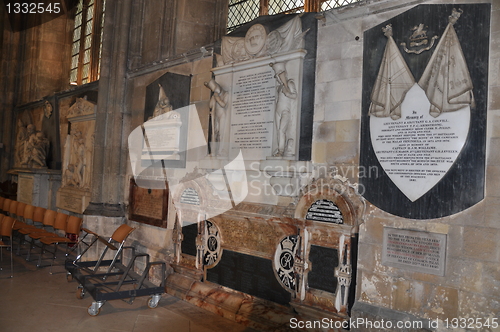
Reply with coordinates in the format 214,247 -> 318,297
370,83 -> 470,202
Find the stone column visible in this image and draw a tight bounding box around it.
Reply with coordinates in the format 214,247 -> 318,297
85,0 -> 133,217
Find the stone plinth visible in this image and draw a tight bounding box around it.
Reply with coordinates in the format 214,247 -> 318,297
13,168 -> 61,209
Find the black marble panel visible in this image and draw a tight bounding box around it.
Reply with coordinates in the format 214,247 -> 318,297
181,222 -> 198,256
360,4 -> 490,219
206,250 -> 291,306
308,245 -> 338,294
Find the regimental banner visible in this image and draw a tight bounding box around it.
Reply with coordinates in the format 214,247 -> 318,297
360,4 -> 490,219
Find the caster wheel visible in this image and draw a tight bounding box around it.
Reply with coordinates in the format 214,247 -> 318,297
76,287 -> 85,299
87,302 -> 103,316
66,273 -> 73,282
147,295 -> 160,309
147,297 -> 158,309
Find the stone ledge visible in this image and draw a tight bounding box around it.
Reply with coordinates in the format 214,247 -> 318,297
351,301 -> 433,332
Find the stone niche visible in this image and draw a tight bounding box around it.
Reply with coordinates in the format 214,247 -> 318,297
10,99 -> 62,209
56,97 -> 96,214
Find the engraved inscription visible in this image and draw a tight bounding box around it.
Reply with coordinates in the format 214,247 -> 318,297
131,186 -> 164,220
229,68 -> 276,159
306,199 -> 343,224
382,228 -> 446,276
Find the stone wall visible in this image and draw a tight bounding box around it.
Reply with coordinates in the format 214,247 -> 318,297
315,0 -> 500,327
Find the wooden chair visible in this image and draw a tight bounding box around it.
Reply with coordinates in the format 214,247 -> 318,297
38,216 -> 83,273
72,224 -> 136,276
2,199 -> 12,215
15,202 -> 27,222
94,224 -> 135,276
0,216 -> 16,277
8,200 -> 18,218
22,209 -> 58,260
15,206 -> 47,255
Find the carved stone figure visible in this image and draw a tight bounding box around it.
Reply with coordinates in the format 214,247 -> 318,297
15,120 -> 29,166
43,100 -> 53,118
204,79 -> 229,157
149,84 -> 172,120
22,126 -> 49,168
270,62 -> 297,157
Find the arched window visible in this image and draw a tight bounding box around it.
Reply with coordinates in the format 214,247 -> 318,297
69,0 -> 106,85
227,0 -> 362,33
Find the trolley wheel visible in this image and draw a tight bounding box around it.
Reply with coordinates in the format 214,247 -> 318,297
66,273 -> 73,282
147,294 -> 161,309
87,302 -> 104,316
76,286 -> 85,299
87,304 -> 101,316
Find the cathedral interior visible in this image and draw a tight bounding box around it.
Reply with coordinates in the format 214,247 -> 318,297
0,0 -> 499,331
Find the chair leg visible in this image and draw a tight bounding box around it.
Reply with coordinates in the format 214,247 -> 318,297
9,245 -> 13,278
49,244 -> 58,275
37,243 -> 45,267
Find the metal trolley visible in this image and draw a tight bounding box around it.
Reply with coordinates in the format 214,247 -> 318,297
65,225 -> 166,316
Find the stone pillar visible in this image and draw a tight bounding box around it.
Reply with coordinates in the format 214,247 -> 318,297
86,0 -> 133,217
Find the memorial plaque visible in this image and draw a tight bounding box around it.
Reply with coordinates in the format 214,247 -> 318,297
56,187 -> 91,214
308,245 -> 338,294
382,228 -> 446,276
128,178 -> 168,228
206,250 -> 291,305
360,4 -> 490,218
17,174 -> 34,204
305,199 -> 343,224
180,188 -> 200,205
229,66 -> 276,160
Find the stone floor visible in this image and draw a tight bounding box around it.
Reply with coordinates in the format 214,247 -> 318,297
0,251 -> 258,332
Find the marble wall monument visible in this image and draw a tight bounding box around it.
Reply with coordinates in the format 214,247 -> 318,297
57,97 -> 96,213
360,4 -> 489,219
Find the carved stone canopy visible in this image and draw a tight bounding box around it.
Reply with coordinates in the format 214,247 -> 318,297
67,97 -> 97,121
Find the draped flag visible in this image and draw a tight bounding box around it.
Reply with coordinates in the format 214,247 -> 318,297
369,25 -> 415,120
418,9 -> 474,117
